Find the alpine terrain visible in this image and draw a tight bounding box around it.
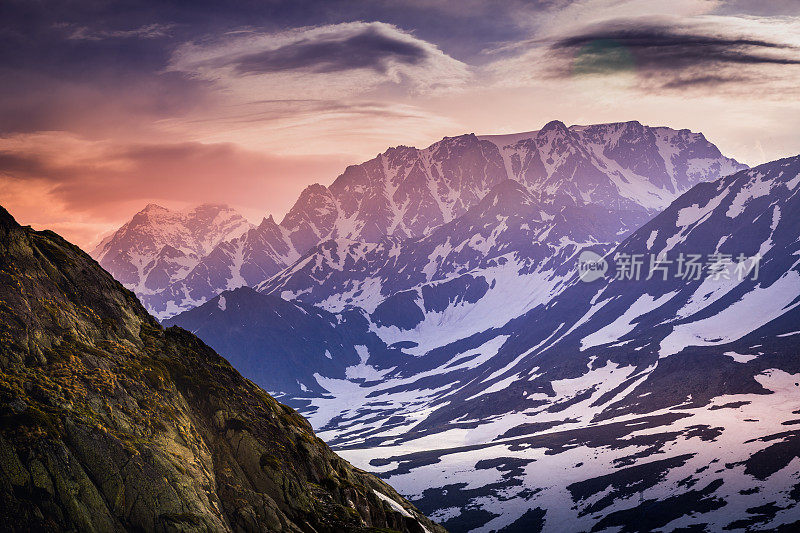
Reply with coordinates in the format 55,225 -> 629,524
8,0 -> 798,532
93,203 -> 254,306
165,137 -> 800,530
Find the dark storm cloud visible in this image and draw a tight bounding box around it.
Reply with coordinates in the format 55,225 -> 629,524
231,26 -> 428,75
547,23 -> 800,88
554,27 -> 800,67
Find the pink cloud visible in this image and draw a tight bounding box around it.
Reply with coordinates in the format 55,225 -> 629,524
0,137 -> 351,249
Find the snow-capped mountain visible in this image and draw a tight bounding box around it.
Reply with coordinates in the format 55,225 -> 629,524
92,203 -> 253,296
258,179 -> 623,350
487,121 -> 742,215
257,122 -> 743,348
140,216 -> 300,317
305,155 -> 800,532
299,119 -> 742,245
170,155 -> 800,532
102,121 -> 744,319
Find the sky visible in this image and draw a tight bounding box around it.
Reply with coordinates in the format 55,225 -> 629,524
1,0 -> 799,250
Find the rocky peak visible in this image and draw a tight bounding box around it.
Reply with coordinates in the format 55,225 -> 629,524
434,132 -> 479,146
538,119 -> 570,137
0,205 -> 18,232
259,214 -> 278,228
281,184 -> 334,221
142,202 -> 168,212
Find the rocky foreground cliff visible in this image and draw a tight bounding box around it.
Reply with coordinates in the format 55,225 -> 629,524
0,204 -> 444,533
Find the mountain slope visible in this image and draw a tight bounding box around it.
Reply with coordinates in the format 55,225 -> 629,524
0,205 -> 444,533
163,286 -> 413,398
308,155 -> 800,532
180,156 -> 800,531
258,179 -> 622,353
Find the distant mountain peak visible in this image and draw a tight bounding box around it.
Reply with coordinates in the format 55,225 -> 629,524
92,203 -> 254,298
539,119 -> 569,134
141,202 -> 169,213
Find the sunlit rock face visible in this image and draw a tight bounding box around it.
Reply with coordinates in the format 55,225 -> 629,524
0,204 -> 446,533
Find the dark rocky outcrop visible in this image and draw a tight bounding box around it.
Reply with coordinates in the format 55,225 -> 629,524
0,205 -> 445,533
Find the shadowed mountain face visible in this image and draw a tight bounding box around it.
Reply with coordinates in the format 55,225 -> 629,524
96,121 -> 745,319
162,286 -> 405,397
0,206 -> 444,533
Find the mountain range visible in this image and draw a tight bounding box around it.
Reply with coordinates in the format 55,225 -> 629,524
168,155 -> 800,532
97,120 -> 800,532
95,121 -> 744,320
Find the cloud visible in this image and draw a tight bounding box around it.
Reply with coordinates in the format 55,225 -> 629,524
0,70 -> 212,136
169,22 -> 470,98
231,25 -> 428,75
0,135 -> 347,209
551,24 -> 800,73
3,0 -> 799,250
718,0 -> 800,16
0,133 -> 352,248
488,12 -> 800,94
61,23 -> 175,41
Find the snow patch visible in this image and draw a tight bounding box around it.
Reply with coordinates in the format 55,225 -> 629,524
660,270 -> 800,357
724,351 -> 759,363
581,292 -> 677,350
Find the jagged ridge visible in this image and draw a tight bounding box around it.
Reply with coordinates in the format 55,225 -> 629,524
97,121 -> 744,319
